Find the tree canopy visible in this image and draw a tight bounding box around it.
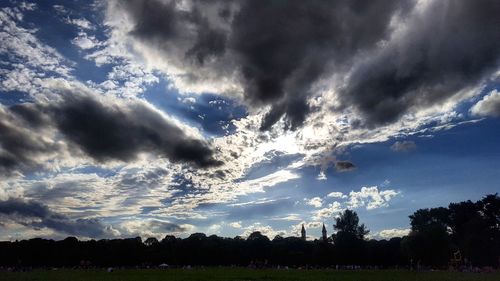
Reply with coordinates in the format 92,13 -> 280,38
334,209 -> 369,240
404,194 -> 500,267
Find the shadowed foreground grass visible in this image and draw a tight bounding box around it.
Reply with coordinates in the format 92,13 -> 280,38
1,268 -> 500,281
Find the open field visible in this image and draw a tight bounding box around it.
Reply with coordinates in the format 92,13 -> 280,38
1,268 -> 500,281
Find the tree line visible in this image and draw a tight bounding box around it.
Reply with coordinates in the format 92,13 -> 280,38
0,194 -> 498,268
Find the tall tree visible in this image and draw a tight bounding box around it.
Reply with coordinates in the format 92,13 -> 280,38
333,210 -> 369,264
334,209 -> 369,239
448,194 -> 500,265
405,207 -> 451,267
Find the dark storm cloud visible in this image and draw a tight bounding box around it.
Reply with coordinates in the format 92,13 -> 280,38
0,105 -> 58,176
231,0 -> 413,130
122,0 -> 228,65
0,198 -> 110,238
0,198 -> 48,218
117,0 -> 412,130
50,92 -> 221,167
0,91 -> 221,176
335,161 -> 355,172
342,0 -> 500,126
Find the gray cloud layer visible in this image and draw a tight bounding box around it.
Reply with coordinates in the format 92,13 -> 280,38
0,104 -> 59,176
114,0 -> 499,130
0,198 -> 110,238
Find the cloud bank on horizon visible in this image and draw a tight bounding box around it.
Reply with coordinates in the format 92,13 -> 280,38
0,0 -> 499,241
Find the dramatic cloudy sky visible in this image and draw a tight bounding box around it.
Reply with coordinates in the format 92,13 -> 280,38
0,0 -> 499,241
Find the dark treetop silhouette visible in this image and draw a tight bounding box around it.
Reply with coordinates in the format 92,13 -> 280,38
0,194 -> 498,268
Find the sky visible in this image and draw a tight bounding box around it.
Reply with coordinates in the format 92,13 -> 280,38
0,0 -> 499,241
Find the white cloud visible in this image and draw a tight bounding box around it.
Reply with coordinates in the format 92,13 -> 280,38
312,201 -> 343,220
327,192 -> 347,199
470,90 -> 500,117
64,17 -> 94,30
304,197 -> 323,208
0,6 -> 73,96
207,224 -> 222,234
181,97 -> 197,104
374,228 -> 411,239
270,214 -> 302,221
229,221 -> 242,228
238,170 -> 300,193
98,63 -> 159,97
348,186 -> 400,210
71,32 -> 103,50
229,198 -> 288,207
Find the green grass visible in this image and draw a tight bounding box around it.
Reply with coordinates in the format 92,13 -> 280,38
1,268 -> 499,281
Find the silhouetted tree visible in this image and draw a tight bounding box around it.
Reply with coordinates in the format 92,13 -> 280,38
447,194 -> 500,266
404,194 -> 500,267
404,207 -> 452,267
334,209 -> 369,239
332,210 -> 369,265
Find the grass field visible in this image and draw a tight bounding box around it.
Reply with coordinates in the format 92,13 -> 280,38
1,268 -> 499,281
